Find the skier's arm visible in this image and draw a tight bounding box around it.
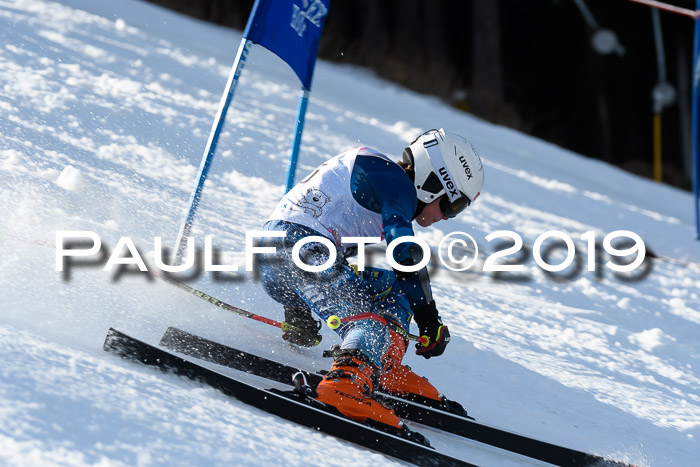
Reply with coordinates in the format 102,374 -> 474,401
351,154 -> 450,358
380,193 -> 452,359
385,228 -> 450,358
351,155 -> 437,316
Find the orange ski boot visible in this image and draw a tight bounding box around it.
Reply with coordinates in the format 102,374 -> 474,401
379,330 -> 470,417
379,330 -> 442,402
314,351 -> 403,429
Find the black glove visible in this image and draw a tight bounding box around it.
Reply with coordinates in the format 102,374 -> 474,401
412,301 -> 450,359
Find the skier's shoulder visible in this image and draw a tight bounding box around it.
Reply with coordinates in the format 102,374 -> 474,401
350,148 -> 416,214
355,146 -> 397,165
355,146 -> 384,157
352,147 -> 407,179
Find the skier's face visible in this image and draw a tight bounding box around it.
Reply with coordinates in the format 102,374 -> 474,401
416,197 -> 448,227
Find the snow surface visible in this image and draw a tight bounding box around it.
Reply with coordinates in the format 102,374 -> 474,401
1,0 -> 699,465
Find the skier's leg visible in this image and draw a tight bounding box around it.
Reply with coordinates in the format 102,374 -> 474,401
293,261 -> 392,368
259,221 -> 393,365
289,258 -> 403,427
358,267 -> 443,401
258,221 -> 323,347
258,222 -> 401,426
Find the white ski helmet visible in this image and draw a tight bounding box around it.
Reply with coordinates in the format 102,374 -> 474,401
402,128 -> 484,217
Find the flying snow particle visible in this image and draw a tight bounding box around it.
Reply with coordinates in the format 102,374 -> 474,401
55,165 -> 84,192
627,328 -> 666,352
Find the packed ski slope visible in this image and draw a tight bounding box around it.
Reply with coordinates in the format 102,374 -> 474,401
1,0 -> 699,465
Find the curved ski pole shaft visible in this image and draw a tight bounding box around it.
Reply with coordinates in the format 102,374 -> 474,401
152,271 -> 306,331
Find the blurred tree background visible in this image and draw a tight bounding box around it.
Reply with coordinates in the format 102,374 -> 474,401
143,0 -> 699,190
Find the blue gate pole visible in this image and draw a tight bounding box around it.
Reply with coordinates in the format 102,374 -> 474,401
174,38 -> 253,263
285,87 -> 310,192
693,1 -> 700,239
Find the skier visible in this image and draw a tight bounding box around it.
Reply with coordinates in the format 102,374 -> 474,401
258,128 -> 484,429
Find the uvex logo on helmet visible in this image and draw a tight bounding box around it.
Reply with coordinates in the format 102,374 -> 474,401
458,155 -> 473,180
438,166 -> 459,197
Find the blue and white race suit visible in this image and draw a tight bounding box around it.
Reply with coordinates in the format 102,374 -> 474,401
259,147 -> 433,367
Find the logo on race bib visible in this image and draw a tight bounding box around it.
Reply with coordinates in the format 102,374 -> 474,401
295,188 -> 331,218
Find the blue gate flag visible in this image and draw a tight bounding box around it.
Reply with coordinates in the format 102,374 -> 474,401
244,0 -> 330,90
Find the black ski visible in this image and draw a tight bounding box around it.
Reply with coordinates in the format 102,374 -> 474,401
103,328 -> 475,467
159,327 -> 633,467
159,327 -> 468,415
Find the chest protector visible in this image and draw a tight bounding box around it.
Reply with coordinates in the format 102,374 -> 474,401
268,147 -> 393,256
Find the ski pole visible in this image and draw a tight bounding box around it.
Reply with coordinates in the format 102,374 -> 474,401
155,272 -> 285,329
156,273 -> 427,344
326,314 -> 429,346
12,232 -> 432,345
155,273 -> 318,336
